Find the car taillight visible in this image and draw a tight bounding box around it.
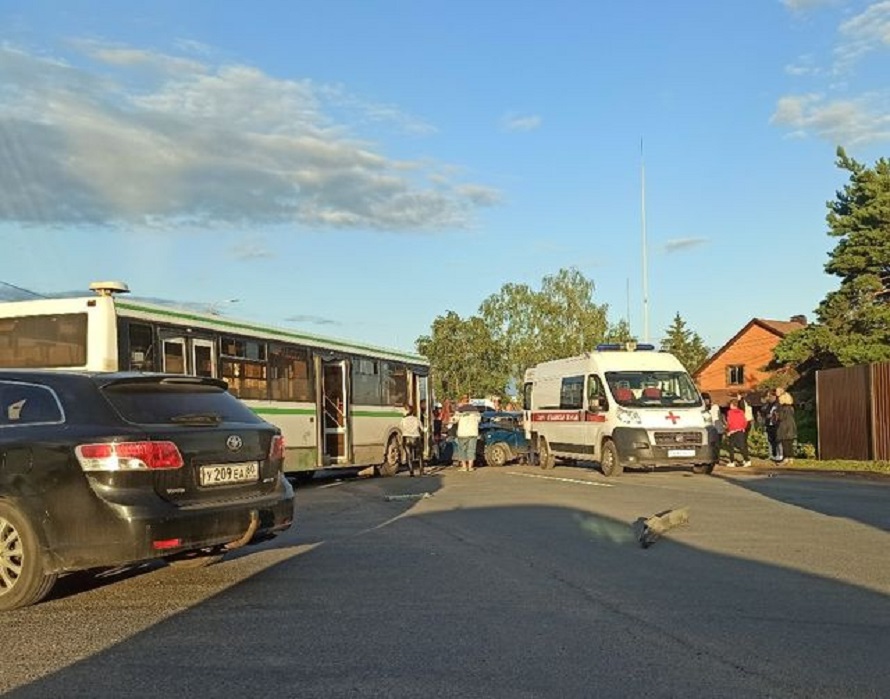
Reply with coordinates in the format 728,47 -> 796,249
269,435 -> 285,461
75,441 -> 184,472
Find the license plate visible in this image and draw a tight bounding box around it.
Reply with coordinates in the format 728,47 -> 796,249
667,448 -> 696,458
199,461 -> 259,486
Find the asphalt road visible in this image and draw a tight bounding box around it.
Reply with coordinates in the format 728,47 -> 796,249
2,463 -> 888,698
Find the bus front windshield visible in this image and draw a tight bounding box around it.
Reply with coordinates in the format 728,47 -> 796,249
605,371 -> 702,408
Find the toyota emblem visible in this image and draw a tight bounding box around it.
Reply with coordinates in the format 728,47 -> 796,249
226,435 -> 243,452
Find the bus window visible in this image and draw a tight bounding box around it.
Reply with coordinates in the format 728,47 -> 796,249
352,358 -> 381,405
193,339 -> 215,378
221,336 -> 268,399
162,338 -> 187,374
126,322 -> 155,371
381,362 -> 407,407
0,314 -> 87,368
269,345 -> 313,401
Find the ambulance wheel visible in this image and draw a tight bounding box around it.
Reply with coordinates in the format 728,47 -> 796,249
693,463 -> 715,475
538,438 -> 555,470
600,440 -> 623,477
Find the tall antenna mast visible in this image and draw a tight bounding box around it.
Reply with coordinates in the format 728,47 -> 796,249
640,139 -> 650,343
626,277 -> 630,329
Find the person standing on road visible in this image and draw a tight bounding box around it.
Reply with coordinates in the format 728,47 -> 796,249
399,405 -> 425,477
725,398 -> 751,467
707,395 -> 726,460
454,399 -> 481,472
739,395 -> 754,437
702,393 -> 722,461
775,391 -> 797,465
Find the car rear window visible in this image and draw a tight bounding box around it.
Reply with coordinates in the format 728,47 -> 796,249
0,381 -> 64,425
101,380 -> 266,425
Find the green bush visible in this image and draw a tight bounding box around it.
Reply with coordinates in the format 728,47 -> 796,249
746,425 -> 770,459
796,442 -> 817,459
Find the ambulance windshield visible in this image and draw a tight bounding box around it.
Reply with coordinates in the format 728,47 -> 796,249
605,371 -> 701,408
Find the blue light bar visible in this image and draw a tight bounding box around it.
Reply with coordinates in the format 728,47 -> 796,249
595,342 -> 656,352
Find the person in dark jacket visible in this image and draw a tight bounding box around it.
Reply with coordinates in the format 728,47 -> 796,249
775,391 -> 797,464
761,390 -> 781,461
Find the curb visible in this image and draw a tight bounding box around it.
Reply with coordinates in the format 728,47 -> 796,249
717,462 -> 890,481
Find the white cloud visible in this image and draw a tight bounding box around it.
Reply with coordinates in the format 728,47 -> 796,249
501,112 -> 542,132
770,92 -> 890,144
785,53 -> 822,76
663,237 -> 708,254
774,2 -> 890,145
0,42 -> 498,231
285,314 -> 339,326
834,1 -> 890,70
454,184 -> 502,206
230,238 -> 273,259
781,0 -> 840,11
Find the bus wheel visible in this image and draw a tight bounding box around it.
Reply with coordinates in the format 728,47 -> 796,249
538,438 -> 555,470
692,463 -> 715,475
377,436 -> 401,477
484,443 -> 509,467
0,502 -> 58,612
599,440 -> 623,477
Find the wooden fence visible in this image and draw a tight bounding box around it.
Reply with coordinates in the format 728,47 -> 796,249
816,362 -> 890,461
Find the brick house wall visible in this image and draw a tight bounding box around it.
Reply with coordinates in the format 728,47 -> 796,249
694,318 -> 805,407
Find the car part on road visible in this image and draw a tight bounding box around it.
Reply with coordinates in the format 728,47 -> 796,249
636,507 -> 690,548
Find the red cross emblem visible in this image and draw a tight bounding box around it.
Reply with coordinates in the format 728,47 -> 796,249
665,411 -> 680,425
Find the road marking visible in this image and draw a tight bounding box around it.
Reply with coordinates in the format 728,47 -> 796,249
504,472 -> 613,487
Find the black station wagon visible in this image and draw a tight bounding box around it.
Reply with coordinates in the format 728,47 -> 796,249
0,370 -> 295,611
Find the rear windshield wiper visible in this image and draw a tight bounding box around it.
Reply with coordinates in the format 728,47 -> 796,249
169,413 -> 223,425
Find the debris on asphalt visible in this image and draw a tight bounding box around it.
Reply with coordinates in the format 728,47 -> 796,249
384,492 -> 432,502
636,506 -> 690,548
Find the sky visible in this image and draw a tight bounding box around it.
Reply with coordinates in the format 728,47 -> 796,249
2,0 -> 890,354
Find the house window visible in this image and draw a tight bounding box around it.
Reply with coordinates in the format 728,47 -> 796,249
727,365 -> 744,386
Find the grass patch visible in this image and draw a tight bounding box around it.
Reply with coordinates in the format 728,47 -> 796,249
754,459 -> 890,475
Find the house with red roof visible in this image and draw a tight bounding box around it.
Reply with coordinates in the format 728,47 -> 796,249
693,316 -> 807,407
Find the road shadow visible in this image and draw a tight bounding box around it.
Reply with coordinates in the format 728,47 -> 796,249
33,468 -> 446,605
2,472 -> 888,698
718,471 -> 890,532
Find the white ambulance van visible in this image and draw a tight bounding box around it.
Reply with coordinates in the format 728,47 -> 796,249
522,343 -> 716,475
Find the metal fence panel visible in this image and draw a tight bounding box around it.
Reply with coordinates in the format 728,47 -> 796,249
870,362 -> 890,461
817,365 -> 871,460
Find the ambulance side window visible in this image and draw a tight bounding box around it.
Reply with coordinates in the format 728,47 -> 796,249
559,376 -> 584,409
587,374 -> 608,411
522,382 -> 533,411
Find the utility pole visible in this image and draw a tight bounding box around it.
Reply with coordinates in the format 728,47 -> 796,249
640,139 -> 650,344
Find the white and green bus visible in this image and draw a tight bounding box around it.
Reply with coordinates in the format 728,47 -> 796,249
0,281 -> 430,482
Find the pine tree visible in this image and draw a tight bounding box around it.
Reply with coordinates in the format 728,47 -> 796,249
776,147 -> 890,367
659,312 -> 710,374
